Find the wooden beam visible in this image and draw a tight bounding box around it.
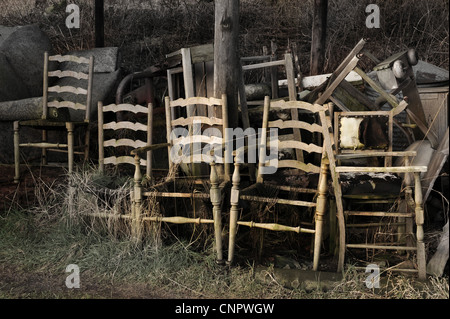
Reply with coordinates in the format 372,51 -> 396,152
310,0 -> 328,75
95,0 -> 104,47
214,0 -> 240,128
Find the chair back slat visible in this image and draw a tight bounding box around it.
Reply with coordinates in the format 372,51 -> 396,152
257,96 -> 328,181
98,102 -> 152,174
43,52 -> 94,121
164,95 -> 229,179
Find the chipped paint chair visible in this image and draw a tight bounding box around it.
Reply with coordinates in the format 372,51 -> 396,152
131,95 -> 230,263
14,52 -> 94,183
319,102 -> 428,279
228,96 -> 330,271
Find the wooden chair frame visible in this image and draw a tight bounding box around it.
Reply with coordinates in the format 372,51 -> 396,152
14,51 -> 94,182
131,95 -> 230,263
98,102 -> 153,176
319,102 -> 428,279
228,96 -> 330,270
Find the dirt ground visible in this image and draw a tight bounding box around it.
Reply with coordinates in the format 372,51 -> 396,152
0,164 -> 188,299
0,263 -> 191,299
0,164 -> 66,212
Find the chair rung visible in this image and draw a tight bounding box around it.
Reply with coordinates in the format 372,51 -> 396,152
353,266 -> 418,273
346,244 -> 417,250
144,191 -> 210,199
237,220 -> 315,234
346,222 -> 405,228
19,142 -> 68,148
240,195 -> 316,207
345,211 -> 413,217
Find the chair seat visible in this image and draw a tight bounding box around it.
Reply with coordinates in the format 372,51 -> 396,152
339,172 -> 402,196
18,119 -> 88,130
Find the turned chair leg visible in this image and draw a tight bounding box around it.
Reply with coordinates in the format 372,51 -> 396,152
227,160 -> 240,265
414,172 -> 426,280
13,121 -> 20,183
313,162 -> 328,271
66,123 -> 74,173
210,160 -> 223,264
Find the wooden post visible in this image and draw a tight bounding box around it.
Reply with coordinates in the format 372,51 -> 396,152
95,0 -> 104,47
310,0 -> 328,75
213,0 -> 240,128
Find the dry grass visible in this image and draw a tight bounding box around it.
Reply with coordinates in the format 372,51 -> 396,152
1,0 -> 447,75
0,167 -> 448,299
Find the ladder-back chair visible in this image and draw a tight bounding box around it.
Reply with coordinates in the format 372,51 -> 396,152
14,51 -> 94,182
319,102 -> 428,279
131,95 -> 230,263
228,96 -> 330,271
98,102 -> 152,177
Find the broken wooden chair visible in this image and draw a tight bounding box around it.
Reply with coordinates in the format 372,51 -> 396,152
228,96 -> 330,271
131,95 -> 230,263
14,51 -> 94,182
319,102 -> 428,279
98,101 -> 152,177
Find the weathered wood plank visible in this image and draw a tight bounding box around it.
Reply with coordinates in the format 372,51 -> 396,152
427,221 -> 449,276
315,55 -> 360,104
422,127 -> 449,202
241,59 -> 286,71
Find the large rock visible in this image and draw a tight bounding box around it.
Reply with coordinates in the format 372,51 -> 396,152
0,97 -> 66,121
0,25 -> 19,46
64,47 -> 120,73
0,24 -> 52,98
0,53 -> 30,102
